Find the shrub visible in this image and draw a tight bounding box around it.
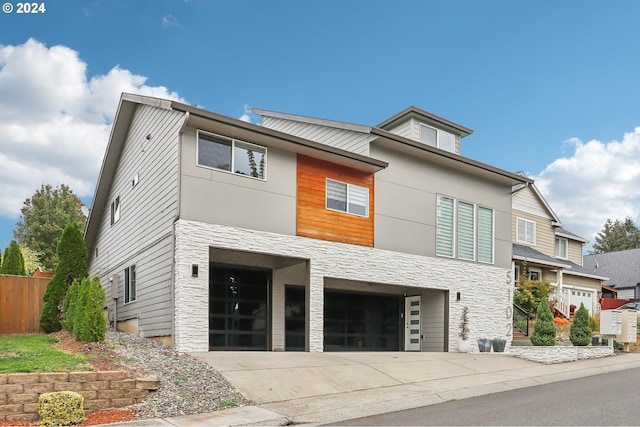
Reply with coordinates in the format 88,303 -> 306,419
530,298 -> 556,346
570,303 -> 592,346
588,314 -> 600,334
39,223 -> 88,333
38,390 -> 84,426
514,278 -> 556,316
62,279 -> 81,333
0,240 -> 27,276
75,277 -> 106,343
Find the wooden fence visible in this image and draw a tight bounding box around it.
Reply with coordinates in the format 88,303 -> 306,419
0,275 -> 49,334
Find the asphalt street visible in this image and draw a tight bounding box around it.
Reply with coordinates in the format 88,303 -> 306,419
333,366 -> 640,426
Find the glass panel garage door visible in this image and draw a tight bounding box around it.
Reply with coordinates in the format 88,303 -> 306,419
324,290 -> 401,351
209,266 -> 270,350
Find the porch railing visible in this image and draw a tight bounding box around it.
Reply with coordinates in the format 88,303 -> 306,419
513,303 -> 529,336
553,288 -> 570,318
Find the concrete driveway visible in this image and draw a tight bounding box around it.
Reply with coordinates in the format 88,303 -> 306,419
189,351 -> 539,404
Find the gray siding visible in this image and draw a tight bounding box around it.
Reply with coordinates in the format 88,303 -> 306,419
88,104 -> 184,338
371,144 -> 513,268
179,126 -> 297,235
384,118 -> 461,154
262,116 -> 372,155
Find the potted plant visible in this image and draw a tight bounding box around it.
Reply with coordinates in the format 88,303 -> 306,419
457,306 -> 472,353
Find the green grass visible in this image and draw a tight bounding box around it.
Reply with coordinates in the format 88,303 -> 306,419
0,335 -> 91,373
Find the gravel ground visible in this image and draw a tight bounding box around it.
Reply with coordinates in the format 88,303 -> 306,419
102,331 -> 250,420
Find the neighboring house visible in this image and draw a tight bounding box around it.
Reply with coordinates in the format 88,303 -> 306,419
85,93 -> 530,353
584,248 -> 640,300
511,183 -> 608,316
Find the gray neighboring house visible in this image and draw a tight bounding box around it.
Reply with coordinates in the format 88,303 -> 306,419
85,93 -> 531,353
584,249 -> 640,299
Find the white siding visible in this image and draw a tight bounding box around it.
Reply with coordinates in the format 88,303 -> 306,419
88,104 -> 185,338
262,117 -> 372,155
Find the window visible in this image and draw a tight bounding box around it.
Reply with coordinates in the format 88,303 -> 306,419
516,218 -> 536,245
457,201 -> 475,261
326,179 -> 368,217
436,195 -> 494,263
110,196 -> 120,226
528,268 -> 541,281
124,265 -> 136,303
477,206 -> 494,264
420,124 -> 456,153
436,196 -> 455,257
197,132 -> 266,179
555,237 -> 568,258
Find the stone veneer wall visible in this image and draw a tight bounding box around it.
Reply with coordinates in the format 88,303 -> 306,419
0,371 -> 159,423
509,346 -> 614,364
173,220 -> 515,353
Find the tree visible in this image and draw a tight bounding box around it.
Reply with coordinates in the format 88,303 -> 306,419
591,217 -> 640,254
0,240 -> 27,276
14,184 -> 87,271
569,303 -> 592,346
39,223 -> 88,333
20,245 -> 40,276
530,298 -> 556,346
74,277 -> 106,342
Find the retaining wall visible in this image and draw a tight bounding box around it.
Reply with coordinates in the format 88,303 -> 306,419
0,371 -> 159,422
509,346 -> 614,364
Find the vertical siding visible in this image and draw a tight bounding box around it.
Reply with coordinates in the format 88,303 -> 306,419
0,276 -> 49,334
296,154 -> 374,247
262,117 -> 372,155
88,104 -> 184,338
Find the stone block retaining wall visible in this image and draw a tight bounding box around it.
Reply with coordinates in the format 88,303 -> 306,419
509,346 -> 614,364
0,371 -> 159,423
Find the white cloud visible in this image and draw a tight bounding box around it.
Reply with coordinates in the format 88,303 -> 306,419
161,15 -> 180,27
533,128 -> 640,248
0,38 -> 184,218
239,104 -> 253,123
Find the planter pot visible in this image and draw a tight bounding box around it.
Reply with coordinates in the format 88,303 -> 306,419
477,338 -> 492,352
457,338 -> 472,353
492,338 -> 506,352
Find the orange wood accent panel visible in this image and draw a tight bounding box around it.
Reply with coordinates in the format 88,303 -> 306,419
297,154 -> 374,246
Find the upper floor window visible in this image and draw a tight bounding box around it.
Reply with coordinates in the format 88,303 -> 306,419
197,131 -> 266,179
516,217 -> 536,245
124,264 -> 136,304
326,179 -> 368,217
420,124 -> 456,153
110,196 -> 120,226
555,237 -> 568,259
436,195 -> 494,264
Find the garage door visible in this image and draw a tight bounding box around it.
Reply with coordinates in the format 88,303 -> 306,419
571,289 -> 594,314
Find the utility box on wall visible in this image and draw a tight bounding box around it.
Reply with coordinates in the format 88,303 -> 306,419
600,309 -> 622,336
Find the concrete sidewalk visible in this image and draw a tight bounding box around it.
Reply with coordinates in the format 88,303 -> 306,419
109,351 -> 640,426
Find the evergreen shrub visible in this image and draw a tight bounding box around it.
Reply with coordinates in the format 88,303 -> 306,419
530,298 -> 556,346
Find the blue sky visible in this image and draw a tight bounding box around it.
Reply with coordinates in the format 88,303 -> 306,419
1,0 -> 640,255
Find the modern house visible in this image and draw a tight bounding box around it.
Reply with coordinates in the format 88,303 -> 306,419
584,248 -> 640,300
85,93 -> 531,353
511,183 -> 608,316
